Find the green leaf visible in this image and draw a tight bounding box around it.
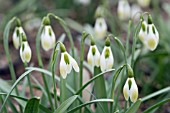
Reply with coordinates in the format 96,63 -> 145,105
125,99 -> 142,113
53,95 -> 78,113
68,99 -> 114,113
0,69 -> 33,112
143,98 -> 170,113
141,86 -> 170,102
24,97 -> 40,113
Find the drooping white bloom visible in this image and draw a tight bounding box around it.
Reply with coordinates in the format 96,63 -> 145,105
139,21 -> 148,43
60,52 -> 79,79
20,41 -> 32,63
87,45 -> 100,67
94,17 -> 107,39
117,0 -> 131,21
12,26 -> 25,49
145,24 -> 159,51
137,0 -> 150,8
75,0 -> 91,5
123,77 -> 138,103
41,25 -> 56,51
100,46 -> 114,72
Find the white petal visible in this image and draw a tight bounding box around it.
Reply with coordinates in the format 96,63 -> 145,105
60,53 -> 67,79
87,46 -> 95,67
137,0 -> 150,8
129,78 -> 138,103
139,21 -> 147,43
68,54 -> 79,72
20,42 -> 31,63
94,45 -> 100,67
123,78 -> 130,101
106,47 -> 114,70
100,47 -> 107,72
94,18 -> 107,39
117,0 -> 131,20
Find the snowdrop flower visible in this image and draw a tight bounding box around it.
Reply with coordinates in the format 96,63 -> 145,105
87,41 -> 100,67
94,17 -> 107,39
123,77 -> 138,103
100,38 -> 114,72
137,0 -> 150,8
60,44 -> 79,79
139,21 -> 148,43
41,25 -> 56,51
117,0 -> 131,21
12,26 -> 26,49
145,23 -> 159,51
75,0 -> 91,5
20,41 -> 32,63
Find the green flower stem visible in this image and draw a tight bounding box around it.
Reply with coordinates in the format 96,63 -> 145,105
3,17 -> 23,113
36,25 -> 54,111
131,21 -> 142,68
79,32 -> 91,97
60,76 -> 67,104
24,63 -> 33,97
51,47 -> 59,109
126,20 -> 132,57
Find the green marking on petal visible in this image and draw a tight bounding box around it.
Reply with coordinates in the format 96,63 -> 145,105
152,25 -> 156,34
64,53 -> 70,64
48,28 -> 52,36
142,22 -> 146,31
128,79 -> 132,90
16,28 -> 20,37
92,47 -> 96,55
148,38 -> 156,49
105,48 -> 110,58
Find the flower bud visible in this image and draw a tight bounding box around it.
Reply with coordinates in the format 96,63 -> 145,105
87,44 -> 100,67
12,26 -> 26,49
100,39 -> 114,72
20,41 -> 32,63
94,17 -> 107,39
137,0 -> 150,8
117,0 -> 131,21
123,77 -> 138,103
41,25 -> 56,51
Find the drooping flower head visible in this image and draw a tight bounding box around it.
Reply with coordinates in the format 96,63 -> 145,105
94,17 -> 107,39
139,20 -> 148,43
117,0 -> 131,21
59,43 -> 79,79
12,20 -> 26,49
41,17 -> 56,51
19,34 -> 32,63
100,38 -> 114,72
87,39 -> 100,67
137,0 -> 150,8
123,64 -> 138,103
145,15 -> 159,51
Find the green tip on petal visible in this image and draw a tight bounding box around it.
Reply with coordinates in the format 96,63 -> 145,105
64,53 -> 70,64
92,46 -> 96,55
152,25 -> 156,34
128,79 -> 132,90
142,22 -> 146,31
16,18 -> 21,27
105,37 -> 110,46
60,43 -> 66,53
43,17 -> 50,25
127,64 -> 134,78
148,15 -> 152,24
105,48 -> 110,58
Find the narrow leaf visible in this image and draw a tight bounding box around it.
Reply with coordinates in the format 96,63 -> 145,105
125,99 -> 142,113
53,95 -> 78,113
24,97 -> 40,113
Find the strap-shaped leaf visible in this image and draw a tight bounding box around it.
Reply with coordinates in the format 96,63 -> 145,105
53,95 -> 78,113
24,97 -> 40,113
125,99 -> 142,113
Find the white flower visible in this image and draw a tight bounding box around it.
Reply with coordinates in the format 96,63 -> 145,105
145,24 -> 159,51
75,0 -> 91,5
87,45 -> 100,67
117,0 -> 131,21
20,41 -> 32,63
12,26 -> 25,49
41,25 -> 56,51
123,77 -> 138,103
100,46 -> 114,72
94,17 -> 107,39
137,0 -> 150,8
60,52 -> 79,79
139,21 -> 148,43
